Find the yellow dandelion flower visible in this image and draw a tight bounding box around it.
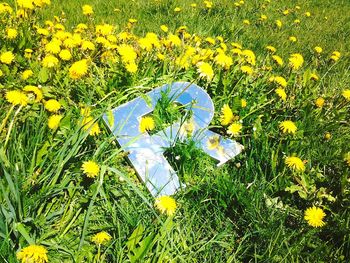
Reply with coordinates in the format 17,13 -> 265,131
231,48 -> 242,55
285,156 -> 305,172
205,37 -> 216,45
289,36 -> 297,42
214,53 -> 233,70
17,9 -> 28,18
24,48 -> 33,59
260,14 -> 268,21
155,195 -> 177,216
241,99 -> 247,108
275,88 -> 287,101
54,23 -> 65,31
117,44 -> 137,64
81,41 -> 95,51
315,97 -> 325,108
0,3 -> 13,14
231,42 -> 242,49
243,19 -> 250,25
64,38 -> 77,49
197,62 -> 214,81
204,0 -> 213,8
22,69 -> 33,80
269,76 -> 287,88
324,132 -> 332,140
76,23 -> 88,32
125,62 -> 138,73
139,116 -> 155,133
17,0 -> 35,10
272,55 -> 283,66
96,24 -> 114,36
330,51 -> 341,62
59,49 -> 72,61
69,59 -> 88,79
275,20 -> 282,28
48,114 -> 63,130
279,120 -> 297,134
314,46 -> 323,54
91,231 -> 111,246
227,122 -> 242,137
330,55 -> 340,62
44,99 -> 61,112
219,42 -> 228,52
160,25 -> 168,32
266,45 -> 276,53
157,53 -> 165,61
342,89 -> 350,101
304,11 -> 311,17
33,0 -> 50,8
42,55 -> 59,68
304,206 -> 326,227
167,34 -> 182,47
310,73 -> 319,81
6,90 -> 28,106
289,53 -> 304,70
82,116 -> 101,136
81,160 -> 100,178
23,85 -> 43,102
220,104 -> 234,126
1,51 -> 15,65
80,107 -> 91,117
242,49 -> 256,65
174,7 -> 181,12
82,4 -> 93,15
45,41 -> 61,54
37,28 -> 49,36
240,65 -> 253,75
6,28 -> 18,39
332,51 -> 341,58
17,244 -> 48,263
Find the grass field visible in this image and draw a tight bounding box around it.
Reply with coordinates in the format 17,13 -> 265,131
1,0 -> 350,262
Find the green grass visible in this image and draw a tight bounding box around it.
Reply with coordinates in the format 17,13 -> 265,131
1,0 -> 350,262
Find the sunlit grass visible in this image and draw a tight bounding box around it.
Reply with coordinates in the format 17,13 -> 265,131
0,0 -> 349,262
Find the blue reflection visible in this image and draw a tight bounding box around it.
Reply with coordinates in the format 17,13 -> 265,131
103,82 -> 242,196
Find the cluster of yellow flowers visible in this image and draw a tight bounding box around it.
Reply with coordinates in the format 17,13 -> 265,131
0,0 -> 344,91
172,1 -> 213,12
1,0 -> 348,247
219,104 -> 243,137
80,107 -> 101,136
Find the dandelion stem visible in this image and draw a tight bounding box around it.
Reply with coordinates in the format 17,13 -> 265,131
0,104 -> 15,134
97,244 -> 101,262
4,105 -> 22,150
